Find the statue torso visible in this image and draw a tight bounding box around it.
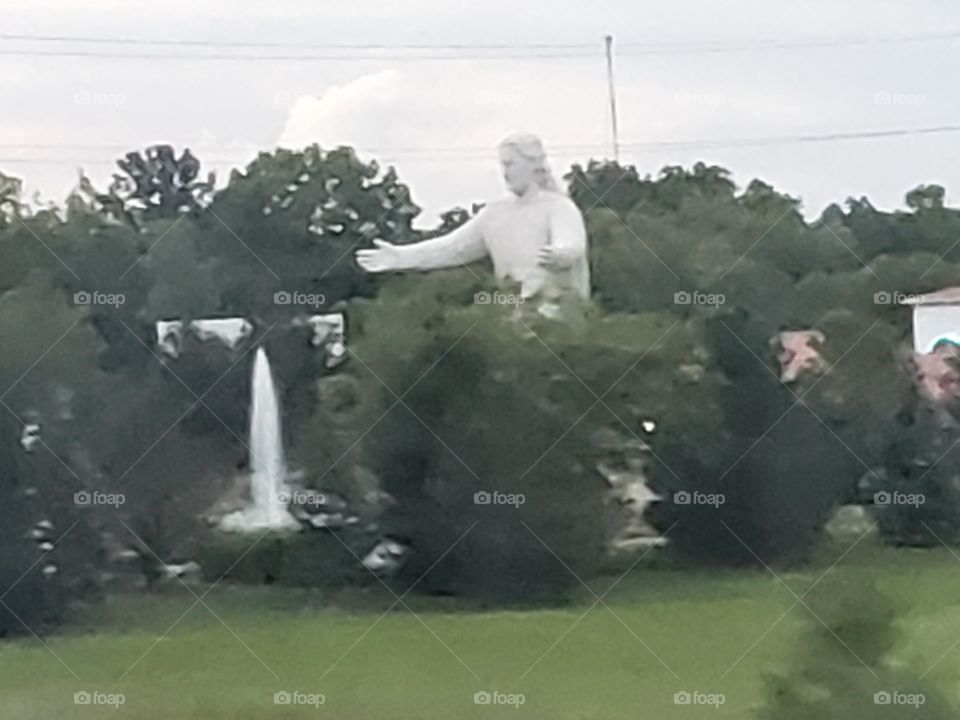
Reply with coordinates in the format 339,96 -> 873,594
479,192 -> 587,299
481,195 -> 550,283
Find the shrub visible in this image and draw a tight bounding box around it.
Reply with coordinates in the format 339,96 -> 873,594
645,314 -> 859,566
870,404 -> 960,546
0,421 -> 99,637
196,528 -> 368,588
756,574 -> 955,719
348,271 -> 687,601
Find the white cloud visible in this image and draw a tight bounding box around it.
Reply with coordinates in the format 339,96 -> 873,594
278,62 -> 611,223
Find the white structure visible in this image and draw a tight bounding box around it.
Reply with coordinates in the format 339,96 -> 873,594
155,314 -> 345,365
362,539 -> 406,574
190,318 -> 253,349
902,287 -> 960,353
292,313 -> 347,367
155,318 -> 252,358
156,320 -> 184,358
20,423 -> 41,452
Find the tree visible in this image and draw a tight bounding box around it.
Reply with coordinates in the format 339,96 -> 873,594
757,575 -> 954,719
106,144 -> 214,223
906,184 -> 946,211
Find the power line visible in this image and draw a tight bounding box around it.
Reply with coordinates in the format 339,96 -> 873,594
0,142 -> 607,154
4,30 -> 960,51
0,48 -> 598,61
3,124 -> 960,167
617,30 -> 960,54
1,30 -> 958,61
0,33 -> 597,50
620,124 -> 960,150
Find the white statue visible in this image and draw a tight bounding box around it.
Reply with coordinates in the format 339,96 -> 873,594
356,133 -> 589,307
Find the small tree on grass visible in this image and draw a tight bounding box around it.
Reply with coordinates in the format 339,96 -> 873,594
756,574 -> 954,719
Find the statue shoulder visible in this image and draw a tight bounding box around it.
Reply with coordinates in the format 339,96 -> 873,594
544,192 -> 586,221
472,198 -> 512,226
483,197 -> 514,213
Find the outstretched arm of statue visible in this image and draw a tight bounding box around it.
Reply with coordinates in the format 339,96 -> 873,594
356,215 -> 487,273
537,197 -> 587,270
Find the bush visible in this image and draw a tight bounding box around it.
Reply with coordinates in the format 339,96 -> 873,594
0,420 -> 99,637
870,404 -> 960,546
756,574 -> 955,719
0,508 -> 64,638
196,528 -> 369,588
645,314 -> 859,566
347,271 -> 690,601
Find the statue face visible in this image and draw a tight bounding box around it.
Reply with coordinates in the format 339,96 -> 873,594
499,146 -> 538,196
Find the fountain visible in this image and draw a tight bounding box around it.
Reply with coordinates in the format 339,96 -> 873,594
218,347 -> 299,532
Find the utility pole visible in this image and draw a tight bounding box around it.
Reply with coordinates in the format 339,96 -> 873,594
604,34 -> 620,163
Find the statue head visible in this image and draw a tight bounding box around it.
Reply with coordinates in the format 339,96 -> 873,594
498,133 -> 560,196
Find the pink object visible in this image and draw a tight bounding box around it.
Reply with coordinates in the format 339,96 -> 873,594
913,343 -> 960,403
777,330 -> 826,382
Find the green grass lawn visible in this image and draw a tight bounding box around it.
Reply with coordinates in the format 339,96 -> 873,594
4,539 -> 960,718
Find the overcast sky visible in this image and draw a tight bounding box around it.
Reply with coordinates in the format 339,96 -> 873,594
3,0 -> 960,224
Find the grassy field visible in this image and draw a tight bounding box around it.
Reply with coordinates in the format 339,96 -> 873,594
3,540 -> 960,719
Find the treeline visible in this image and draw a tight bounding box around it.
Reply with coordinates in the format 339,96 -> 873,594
0,145 -> 958,632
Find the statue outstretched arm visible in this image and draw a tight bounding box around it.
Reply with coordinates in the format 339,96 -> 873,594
399,215 -> 487,270
356,215 -> 487,273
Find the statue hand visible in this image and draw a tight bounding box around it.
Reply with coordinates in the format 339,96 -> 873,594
537,245 -> 563,269
356,239 -> 403,273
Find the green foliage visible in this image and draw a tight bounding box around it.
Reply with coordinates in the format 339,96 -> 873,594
0,272 -> 103,635
643,312 -> 857,566
196,530 -> 367,588
348,271 -> 692,600
199,145 -> 419,323
0,408 -> 65,637
574,161 -> 960,562
5,147 -> 960,616
756,575 -> 954,719
89,144 -> 214,223
0,146 -> 430,609
871,405 -> 960,546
